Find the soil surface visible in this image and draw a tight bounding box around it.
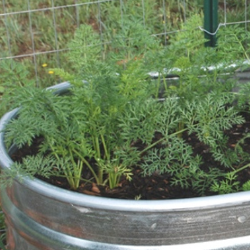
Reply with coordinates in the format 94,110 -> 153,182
11,111 -> 250,200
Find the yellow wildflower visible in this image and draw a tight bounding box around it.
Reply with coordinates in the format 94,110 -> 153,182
48,70 -> 54,74
42,63 -> 48,67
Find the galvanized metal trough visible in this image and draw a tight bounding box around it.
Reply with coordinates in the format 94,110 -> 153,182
1,81 -> 250,250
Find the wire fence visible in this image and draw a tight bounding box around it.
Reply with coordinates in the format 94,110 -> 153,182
0,0 -> 249,85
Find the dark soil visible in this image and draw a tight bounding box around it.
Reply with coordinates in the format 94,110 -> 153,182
11,111 -> 250,200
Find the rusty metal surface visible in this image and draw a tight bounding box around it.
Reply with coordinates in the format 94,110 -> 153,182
2,183 -> 250,250
1,82 -> 250,249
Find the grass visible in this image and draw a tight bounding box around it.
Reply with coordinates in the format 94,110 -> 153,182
0,1 -> 248,89
0,0 -> 206,88
0,211 -> 6,250
0,0 -> 249,249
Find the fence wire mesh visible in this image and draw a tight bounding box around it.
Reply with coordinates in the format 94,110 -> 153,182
0,0 -> 250,86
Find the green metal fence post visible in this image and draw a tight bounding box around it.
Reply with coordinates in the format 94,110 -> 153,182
204,0 -> 218,47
